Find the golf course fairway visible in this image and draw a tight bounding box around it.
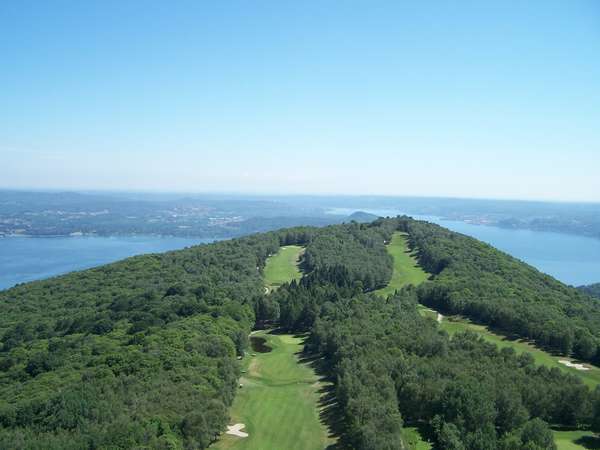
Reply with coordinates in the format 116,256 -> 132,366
375,232 -> 429,297
553,429 -> 600,449
212,331 -> 332,450
439,316 -> 600,389
263,245 -> 303,293
214,245 -> 332,449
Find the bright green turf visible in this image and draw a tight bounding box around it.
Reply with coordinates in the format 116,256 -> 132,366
416,304 -> 438,321
553,430 -> 600,449
403,426 -> 433,450
375,232 -> 429,297
213,244 -> 329,449
212,331 -> 333,450
263,245 -> 303,293
439,317 -> 600,389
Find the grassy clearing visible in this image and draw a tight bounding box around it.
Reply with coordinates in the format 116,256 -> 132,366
416,304 -> 439,321
403,426 -> 433,450
439,316 -> 600,389
212,331 -> 333,450
263,245 -> 303,293
553,429 -> 600,449
375,232 -> 429,297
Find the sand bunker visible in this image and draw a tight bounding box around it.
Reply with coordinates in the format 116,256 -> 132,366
558,360 -> 590,371
226,423 -> 249,438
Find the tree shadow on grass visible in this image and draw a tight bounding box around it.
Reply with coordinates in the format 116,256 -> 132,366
575,435 -> 600,449
403,421 -> 435,448
266,327 -> 288,335
296,348 -> 350,450
553,427 -> 600,449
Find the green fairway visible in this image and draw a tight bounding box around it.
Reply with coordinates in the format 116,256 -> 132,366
212,331 -> 333,450
403,426 -> 433,450
376,232 -> 429,297
263,245 -> 304,292
439,316 -> 600,388
214,244 -> 330,449
416,304 -> 439,321
553,429 -> 600,449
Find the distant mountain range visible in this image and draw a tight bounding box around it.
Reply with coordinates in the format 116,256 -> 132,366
2,190 -> 600,240
580,283 -> 600,298
347,211 -> 379,222
0,190 -> 344,238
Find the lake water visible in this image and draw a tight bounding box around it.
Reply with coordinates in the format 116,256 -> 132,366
0,236 -> 214,290
327,208 -> 600,286
2,213 -> 599,290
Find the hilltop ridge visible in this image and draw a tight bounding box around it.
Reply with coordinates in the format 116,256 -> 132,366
1,217 -> 600,449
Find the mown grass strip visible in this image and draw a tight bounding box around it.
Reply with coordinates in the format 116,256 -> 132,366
263,245 -> 303,293
212,331 -> 333,450
553,429 -> 600,449
375,232 -> 429,297
439,316 -> 600,389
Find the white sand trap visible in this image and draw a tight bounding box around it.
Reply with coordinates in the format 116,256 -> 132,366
558,360 -> 590,371
226,423 -> 249,438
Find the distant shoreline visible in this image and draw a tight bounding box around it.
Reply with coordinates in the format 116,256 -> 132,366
0,232 -> 223,240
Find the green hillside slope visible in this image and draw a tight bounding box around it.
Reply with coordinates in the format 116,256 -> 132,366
2,218 -> 600,450
401,218 -> 600,364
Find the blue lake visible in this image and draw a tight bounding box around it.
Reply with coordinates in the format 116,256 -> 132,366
327,208 -> 600,286
2,213 -> 600,290
0,236 -> 214,290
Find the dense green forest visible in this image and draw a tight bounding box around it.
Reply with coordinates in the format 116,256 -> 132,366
0,232 -> 288,448
309,292 -> 597,449
0,222 -> 388,449
397,218 -> 600,363
2,217 -> 600,449
269,220 -> 600,449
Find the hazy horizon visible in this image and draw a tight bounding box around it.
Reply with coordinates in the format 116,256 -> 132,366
3,186 -> 600,206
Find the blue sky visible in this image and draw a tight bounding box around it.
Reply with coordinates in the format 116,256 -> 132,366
1,1 -> 599,201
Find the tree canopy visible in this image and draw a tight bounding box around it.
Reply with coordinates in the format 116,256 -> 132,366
2,217 -> 600,449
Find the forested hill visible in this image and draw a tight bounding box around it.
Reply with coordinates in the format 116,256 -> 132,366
579,283 -> 600,299
0,233 -> 279,448
0,222 -> 391,449
1,217 -> 600,449
400,218 -> 600,362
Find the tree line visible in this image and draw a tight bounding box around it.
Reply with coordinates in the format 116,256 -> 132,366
389,217 -> 600,363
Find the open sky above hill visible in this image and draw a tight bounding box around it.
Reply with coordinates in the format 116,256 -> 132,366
1,1 -> 599,201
